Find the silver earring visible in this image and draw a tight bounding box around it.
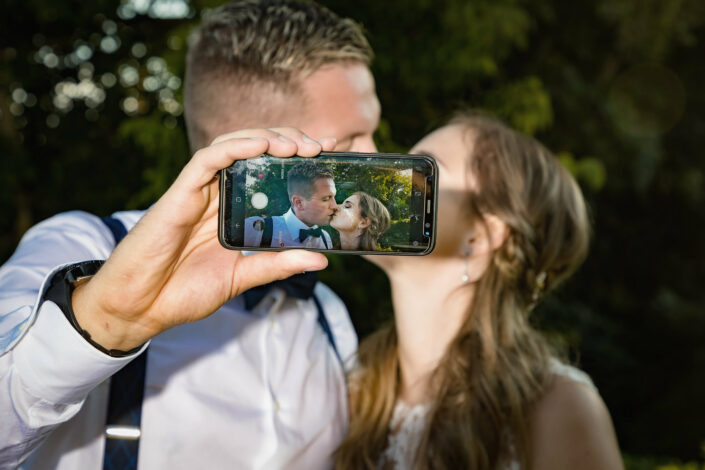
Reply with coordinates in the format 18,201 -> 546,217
461,249 -> 471,283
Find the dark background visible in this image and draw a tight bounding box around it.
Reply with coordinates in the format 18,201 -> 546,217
1,0 -> 704,467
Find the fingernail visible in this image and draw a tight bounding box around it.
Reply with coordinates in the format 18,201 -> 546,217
302,135 -> 317,144
249,137 -> 267,141
278,135 -> 293,143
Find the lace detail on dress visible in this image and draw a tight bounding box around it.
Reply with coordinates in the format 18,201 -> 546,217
378,399 -> 519,470
378,401 -> 432,470
377,361 -> 595,469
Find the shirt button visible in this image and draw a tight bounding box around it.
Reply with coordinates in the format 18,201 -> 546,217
274,400 -> 280,412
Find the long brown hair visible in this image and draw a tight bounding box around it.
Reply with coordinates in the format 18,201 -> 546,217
336,112 -> 591,469
355,191 -> 391,251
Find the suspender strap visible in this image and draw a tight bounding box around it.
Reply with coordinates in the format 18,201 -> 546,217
312,295 -> 340,363
101,216 -> 146,470
261,217 -> 273,247
103,352 -> 147,469
102,216 -> 128,244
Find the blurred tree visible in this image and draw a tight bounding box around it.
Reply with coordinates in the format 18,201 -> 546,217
0,0 -> 196,254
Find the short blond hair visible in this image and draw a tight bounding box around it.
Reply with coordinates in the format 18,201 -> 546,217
185,0 -> 373,150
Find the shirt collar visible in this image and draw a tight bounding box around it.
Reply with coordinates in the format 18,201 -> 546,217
283,208 -> 316,241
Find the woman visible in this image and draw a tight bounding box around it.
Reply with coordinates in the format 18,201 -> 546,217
336,113 -> 623,469
330,191 -> 391,251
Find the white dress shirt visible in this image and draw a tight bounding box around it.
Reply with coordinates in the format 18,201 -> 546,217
0,210 -> 357,470
244,209 -> 333,249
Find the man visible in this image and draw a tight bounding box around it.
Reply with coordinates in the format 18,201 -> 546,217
244,162 -> 337,249
0,1 -> 380,469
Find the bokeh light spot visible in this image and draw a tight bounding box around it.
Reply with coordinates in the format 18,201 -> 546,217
102,20 -> 118,35
100,36 -> 121,54
608,64 -> 686,138
12,88 -> 28,104
75,44 -> 93,62
101,73 -> 117,88
122,96 -> 139,114
119,65 -> 140,87
46,114 -> 60,128
131,42 -> 147,58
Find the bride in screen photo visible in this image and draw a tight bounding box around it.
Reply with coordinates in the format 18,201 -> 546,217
330,191 -> 391,251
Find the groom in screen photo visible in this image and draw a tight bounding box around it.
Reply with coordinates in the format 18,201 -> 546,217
244,161 -> 337,249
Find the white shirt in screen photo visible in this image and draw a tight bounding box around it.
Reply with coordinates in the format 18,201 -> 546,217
244,208 -> 333,249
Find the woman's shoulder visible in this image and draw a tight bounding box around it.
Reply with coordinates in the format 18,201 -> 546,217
548,359 -> 596,390
526,360 -> 624,470
536,361 -> 603,426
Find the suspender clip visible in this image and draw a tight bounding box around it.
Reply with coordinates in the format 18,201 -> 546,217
105,425 -> 141,440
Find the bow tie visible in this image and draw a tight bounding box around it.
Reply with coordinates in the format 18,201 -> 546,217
299,227 -> 323,241
241,271 -> 319,310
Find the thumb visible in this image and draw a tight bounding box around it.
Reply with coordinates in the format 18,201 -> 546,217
233,251 -> 328,293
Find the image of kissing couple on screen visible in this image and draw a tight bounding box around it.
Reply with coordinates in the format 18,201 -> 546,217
243,161 -> 392,251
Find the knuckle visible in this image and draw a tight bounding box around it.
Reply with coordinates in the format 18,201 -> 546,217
269,126 -> 302,136
192,147 -> 207,160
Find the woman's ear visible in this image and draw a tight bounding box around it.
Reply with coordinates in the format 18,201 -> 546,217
484,214 -> 510,251
465,215 -> 509,256
358,217 -> 371,230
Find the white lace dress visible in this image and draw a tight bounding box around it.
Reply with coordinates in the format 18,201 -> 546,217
377,361 -> 595,470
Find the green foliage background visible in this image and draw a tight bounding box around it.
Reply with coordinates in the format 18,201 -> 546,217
2,0 -> 705,466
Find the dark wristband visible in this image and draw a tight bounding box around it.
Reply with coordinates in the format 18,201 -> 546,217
44,261 -> 144,358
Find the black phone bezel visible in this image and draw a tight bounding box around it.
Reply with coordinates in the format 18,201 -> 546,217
218,151 -> 438,256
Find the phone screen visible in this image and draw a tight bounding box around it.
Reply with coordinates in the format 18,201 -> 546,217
219,152 -> 437,255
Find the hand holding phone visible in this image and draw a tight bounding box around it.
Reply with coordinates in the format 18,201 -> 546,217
71,128 -> 333,352
219,152 -> 438,255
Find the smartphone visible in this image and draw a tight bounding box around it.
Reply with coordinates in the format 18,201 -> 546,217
218,151 -> 437,255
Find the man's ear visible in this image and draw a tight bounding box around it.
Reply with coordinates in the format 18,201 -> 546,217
291,195 -> 304,212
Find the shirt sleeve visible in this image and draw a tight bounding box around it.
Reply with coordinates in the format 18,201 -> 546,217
0,211 -> 147,467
